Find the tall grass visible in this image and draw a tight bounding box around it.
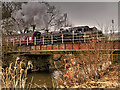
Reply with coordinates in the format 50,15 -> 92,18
2,57 -> 33,88
53,40 -> 114,88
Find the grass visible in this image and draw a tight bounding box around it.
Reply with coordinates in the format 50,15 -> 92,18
2,57 -> 33,88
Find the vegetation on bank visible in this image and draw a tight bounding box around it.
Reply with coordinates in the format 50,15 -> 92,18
53,53 -> 119,88
2,57 -> 33,88
2,34 -> 119,89
52,39 -> 119,88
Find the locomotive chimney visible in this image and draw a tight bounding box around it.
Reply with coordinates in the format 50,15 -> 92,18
45,29 -> 49,33
31,25 -> 36,32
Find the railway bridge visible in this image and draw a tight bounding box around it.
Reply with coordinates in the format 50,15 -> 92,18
3,38 -> 120,71
5,41 -> 119,54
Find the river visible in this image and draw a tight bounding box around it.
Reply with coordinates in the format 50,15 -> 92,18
26,71 -> 53,88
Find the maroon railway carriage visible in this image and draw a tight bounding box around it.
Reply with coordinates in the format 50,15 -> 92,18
7,33 -> 33,45
4,32 -> 41,45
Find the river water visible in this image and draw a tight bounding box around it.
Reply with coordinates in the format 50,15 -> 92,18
26,71 -> 53,88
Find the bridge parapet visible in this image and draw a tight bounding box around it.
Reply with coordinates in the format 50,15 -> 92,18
5,41 -> 120,54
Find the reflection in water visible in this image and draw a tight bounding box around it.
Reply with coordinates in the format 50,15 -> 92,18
26,72 -> 53,88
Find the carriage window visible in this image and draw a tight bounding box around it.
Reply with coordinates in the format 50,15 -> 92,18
10,38 -> 13,41
29,36 -> 32,40
82,28 -> 84,32
5,38 -> 8,42
21,36 -> 25,41
66,29 -> 68,32
77,29 -> 82,32
15,37 -> 19,41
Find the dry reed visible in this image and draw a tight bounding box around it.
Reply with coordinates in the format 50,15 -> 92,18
2,57 -> 33,89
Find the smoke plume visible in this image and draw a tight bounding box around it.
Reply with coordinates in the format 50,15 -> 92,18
12,2 -> 49,30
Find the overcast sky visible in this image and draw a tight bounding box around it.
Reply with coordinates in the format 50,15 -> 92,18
49,2 -> 118,31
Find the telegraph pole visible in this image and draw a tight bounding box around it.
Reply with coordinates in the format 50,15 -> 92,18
112,19 -> 114,34
64,13 -> 67,27
111,20 -> 114,52
110,20 -> 114,41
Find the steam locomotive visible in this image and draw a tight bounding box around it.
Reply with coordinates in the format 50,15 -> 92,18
4,26 -> 99,46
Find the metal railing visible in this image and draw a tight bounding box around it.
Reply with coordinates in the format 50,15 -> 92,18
39,32 -> 103,44
4,32 -> 105,46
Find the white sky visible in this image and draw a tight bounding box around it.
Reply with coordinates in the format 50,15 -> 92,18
2,0 -> 119,2
1,1 -> 119,33
49,2 -> 118,32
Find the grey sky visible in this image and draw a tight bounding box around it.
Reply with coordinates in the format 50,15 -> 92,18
50,2 -> 118,30
4,0 -> 119,2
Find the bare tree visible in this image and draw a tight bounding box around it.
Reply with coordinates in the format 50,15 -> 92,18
1,2 -> 23,35
2,2 -> 22,19
1,2 -> 70,35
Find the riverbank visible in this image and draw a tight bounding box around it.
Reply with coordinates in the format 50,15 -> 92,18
2,53 -> 119,89
66,63 -> 119,88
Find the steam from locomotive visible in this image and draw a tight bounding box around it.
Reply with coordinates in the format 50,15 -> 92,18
12,2 -> 49,30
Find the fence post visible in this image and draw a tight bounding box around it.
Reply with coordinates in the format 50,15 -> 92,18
51,35 -> 53,44
27,38 -> 28,46
13,38 -> 14,46
20,38 -> 21,46
72,30 -> 74,43
34,37 -> 36,45
84,32 -> 86,42
97,31 -> 98,40
7,37 -> 8,46
43,36 -> 44,45
82,28 -> 86,42
62,34 -> 63,44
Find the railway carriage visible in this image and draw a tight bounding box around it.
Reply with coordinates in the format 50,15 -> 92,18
3,26 -> 99,46
4,32 -> 41,46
